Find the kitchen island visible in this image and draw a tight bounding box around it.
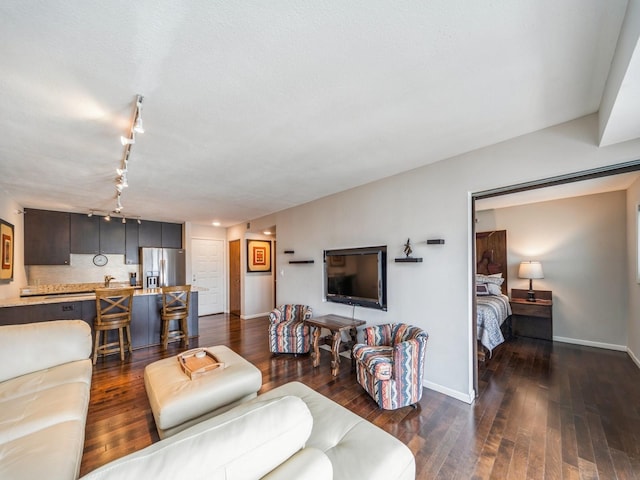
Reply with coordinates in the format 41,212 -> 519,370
0,288 -> 199,349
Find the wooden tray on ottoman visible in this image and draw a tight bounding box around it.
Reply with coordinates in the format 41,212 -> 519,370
177,348 -> 225,380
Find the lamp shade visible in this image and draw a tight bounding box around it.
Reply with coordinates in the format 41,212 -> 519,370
518,261 -> 544,279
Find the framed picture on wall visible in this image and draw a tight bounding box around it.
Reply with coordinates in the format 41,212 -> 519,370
0,218 -> 14,282
247,239 -> 271,273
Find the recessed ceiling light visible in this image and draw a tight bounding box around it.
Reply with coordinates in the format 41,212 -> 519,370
263,230 -> 272,235
212,221 -> 221,227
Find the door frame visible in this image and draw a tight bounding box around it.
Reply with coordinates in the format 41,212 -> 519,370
470,159 -> 640,397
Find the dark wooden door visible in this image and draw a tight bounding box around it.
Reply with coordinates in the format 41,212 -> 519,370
229,239 -> 241,316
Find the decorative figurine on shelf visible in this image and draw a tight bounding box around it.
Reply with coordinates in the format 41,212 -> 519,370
403,238 -> 413,258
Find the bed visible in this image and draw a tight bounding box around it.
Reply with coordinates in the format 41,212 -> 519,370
476,289 -> 511,354
476,230 -> 512,358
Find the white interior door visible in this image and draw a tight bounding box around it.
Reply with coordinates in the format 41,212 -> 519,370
191,238 -> 224,315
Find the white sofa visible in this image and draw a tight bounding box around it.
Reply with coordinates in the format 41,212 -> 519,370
82,381 -> 415,480
0,320 -> 93,480
0,320 -> 415,480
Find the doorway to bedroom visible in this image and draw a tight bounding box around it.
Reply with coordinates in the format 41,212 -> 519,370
471,160 -> 640,397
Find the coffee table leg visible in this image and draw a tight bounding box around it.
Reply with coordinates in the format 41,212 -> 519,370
331,330 -> 342,376
311,326 -> 321,368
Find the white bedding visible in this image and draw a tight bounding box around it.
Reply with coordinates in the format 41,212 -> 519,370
477,293 -> 511,354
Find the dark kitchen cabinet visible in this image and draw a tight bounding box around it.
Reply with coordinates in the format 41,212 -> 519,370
125,221 -> 139,265
99,219 -> 125,254
138,221 -> 182,248
70,213 -> 125,254
0,302 -> 83,325
70,213 -> 99,254
138,220 -> 162,247
161,222 -> 183,248
24,209 -> 70,265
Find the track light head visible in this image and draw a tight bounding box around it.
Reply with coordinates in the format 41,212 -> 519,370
137,217 -> 141,225
105,214 -> 111,221
133,116 -> 144,134
120,136 -> 135,146
88,211 -> 93,217
121,217 -> 126,224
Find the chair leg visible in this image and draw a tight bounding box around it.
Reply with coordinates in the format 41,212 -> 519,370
182,317 -> 189,348
126,325 -> 133,354
118,327 -> 125,361
161,320 -> 168,350
93,331 -> 100,365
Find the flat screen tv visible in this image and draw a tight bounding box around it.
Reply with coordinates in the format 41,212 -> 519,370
324,246 -> 387,311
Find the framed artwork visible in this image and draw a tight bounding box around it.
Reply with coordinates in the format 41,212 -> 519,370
329,255 -> 345,267
247,239 -> 271,273
0,219 -> 14,282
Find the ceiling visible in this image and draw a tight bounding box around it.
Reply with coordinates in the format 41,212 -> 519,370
1,1 -> 639,227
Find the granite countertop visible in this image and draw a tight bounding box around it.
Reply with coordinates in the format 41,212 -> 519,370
19,282 -> 139,297
0,286 -> 172,308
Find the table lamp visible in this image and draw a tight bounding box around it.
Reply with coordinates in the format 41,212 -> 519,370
518,261 -> 544,302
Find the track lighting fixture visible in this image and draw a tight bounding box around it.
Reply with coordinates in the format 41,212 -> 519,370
112,94 -> 144,215
137,217 -> 141,225
116,194 -> 123,212
86,96 -> 144,226
133,116 -> 144,134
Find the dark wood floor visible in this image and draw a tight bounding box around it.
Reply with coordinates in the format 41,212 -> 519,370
81,314 -> 640,479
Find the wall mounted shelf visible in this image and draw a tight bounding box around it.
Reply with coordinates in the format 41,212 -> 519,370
289,260 -> 314,264
394,257 -> 423,263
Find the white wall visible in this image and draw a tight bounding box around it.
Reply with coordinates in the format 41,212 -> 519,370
0,189 -> 26,300
226,218 -> 276,319
477,191 -> 628,349
626,176 -> 640,367
249,114 -> 640,402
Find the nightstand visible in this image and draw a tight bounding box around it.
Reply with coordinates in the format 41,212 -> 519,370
510,288 -> 553,340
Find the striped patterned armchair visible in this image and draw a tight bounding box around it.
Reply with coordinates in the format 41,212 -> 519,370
268,304 -> 313,354
352,323 -> 428,410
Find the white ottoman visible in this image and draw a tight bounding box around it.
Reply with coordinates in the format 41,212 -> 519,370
144,345 -> 262,438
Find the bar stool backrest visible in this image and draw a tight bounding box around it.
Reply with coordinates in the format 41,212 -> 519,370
161,285 -> 191,318
95,288 -> 135,328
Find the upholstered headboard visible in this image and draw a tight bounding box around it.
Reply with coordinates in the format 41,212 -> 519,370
475,230 -> 508,295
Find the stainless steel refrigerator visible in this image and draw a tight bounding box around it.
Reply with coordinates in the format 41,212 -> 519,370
141,248 -> 186,288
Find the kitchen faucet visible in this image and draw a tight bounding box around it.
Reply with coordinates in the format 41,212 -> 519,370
104,275 -> 115,287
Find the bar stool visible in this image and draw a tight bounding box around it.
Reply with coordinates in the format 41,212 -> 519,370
160,285 -> 191,349
93,287 -> 135,364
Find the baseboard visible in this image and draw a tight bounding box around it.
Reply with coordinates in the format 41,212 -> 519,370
553,336 -> 627,352
627,347 -> 640,369
240,312 -> 269,320
424,380 -> 474,405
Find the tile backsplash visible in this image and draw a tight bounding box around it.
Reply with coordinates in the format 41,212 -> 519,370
26,254 -> 141,287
